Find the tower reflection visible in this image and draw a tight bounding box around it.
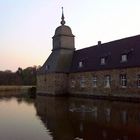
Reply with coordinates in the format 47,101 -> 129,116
35,96 -> 140,140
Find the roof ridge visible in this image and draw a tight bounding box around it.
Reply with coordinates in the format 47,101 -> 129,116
76,34 -> 140,52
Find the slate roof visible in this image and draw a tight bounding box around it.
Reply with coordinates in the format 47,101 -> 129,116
70,35 -> 140,73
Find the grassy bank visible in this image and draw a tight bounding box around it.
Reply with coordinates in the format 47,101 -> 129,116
0,86 -> 35,91
0,86 -> 36,96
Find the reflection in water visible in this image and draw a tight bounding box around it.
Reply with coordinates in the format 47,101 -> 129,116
0,97 -> 52,140
35,96 -> 140,140
0,96 -> 140,140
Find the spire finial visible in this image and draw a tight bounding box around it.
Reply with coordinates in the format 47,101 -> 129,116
61,7 -> 66,25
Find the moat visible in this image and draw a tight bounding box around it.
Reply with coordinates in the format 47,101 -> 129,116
0,95 -> 140,140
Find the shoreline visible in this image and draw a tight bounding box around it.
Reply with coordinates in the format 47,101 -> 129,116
0,86 -> 36,96
37,92 -> 140,103
0,85 -> 36,91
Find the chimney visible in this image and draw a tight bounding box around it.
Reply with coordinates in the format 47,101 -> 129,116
98,41 -> 101,46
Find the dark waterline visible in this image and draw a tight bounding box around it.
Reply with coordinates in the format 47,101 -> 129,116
0,95 -> 140,140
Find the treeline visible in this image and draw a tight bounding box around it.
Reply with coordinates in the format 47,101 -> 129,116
0,66 -> 38,85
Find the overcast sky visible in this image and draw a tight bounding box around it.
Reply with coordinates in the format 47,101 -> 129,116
0,0 -> 140,71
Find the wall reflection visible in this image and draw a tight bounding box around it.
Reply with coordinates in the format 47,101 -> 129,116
35,96 -> 140,140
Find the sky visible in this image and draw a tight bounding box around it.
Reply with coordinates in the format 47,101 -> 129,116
0,0 -> 140,72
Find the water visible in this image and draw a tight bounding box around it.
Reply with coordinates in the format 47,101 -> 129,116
0,97 -> 52,140
0,96 -> 140,140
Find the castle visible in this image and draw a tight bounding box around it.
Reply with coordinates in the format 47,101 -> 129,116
37,9 -> 140,99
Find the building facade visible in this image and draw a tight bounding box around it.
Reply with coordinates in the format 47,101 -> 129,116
37,10 -> 140,99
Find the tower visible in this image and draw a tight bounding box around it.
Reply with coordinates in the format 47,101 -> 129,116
53,7 -> 75,52
37,8 -> 75,95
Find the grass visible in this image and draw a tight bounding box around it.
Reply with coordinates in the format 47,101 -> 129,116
0,85 -> 36,91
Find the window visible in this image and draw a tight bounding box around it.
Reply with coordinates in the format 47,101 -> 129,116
121,111 -> 128,124
71,80 -> 76,88
105,108 -> 111,122
79,61 -> 83,68
92,76 -> 97,87
80,77 -> 85,88
45,65 -> 49,71
121,54 -> 127,62
101,57 -> 106,65
120,74 -> 127,87
104,75 -> 111,88
137,75 -> 140,88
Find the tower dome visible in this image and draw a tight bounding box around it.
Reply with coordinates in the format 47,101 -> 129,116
54,25 -> 73,36
53,7 -> 74,37
52,7 -> 75,51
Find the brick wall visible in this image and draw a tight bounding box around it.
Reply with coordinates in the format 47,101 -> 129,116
37,73 -> 68,95
37,67 -> 140,97
68,67 -> 140,97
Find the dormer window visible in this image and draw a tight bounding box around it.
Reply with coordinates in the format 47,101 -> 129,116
79,61 -> 83,68
121,54 -> 127,62
101,57 -> 106,65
